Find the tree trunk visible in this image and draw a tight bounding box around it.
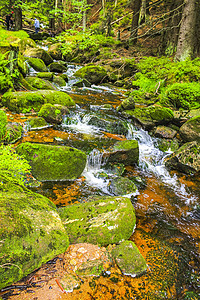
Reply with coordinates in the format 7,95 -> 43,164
139,0 -> 146,25
175,0 -> 199,61
14,7 -> 22,30
129,0 -> 142,44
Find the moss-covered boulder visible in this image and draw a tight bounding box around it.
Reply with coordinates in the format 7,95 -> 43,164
2,90 -> 75,113
104,140 -> 139,166
122,105 -> 174,129
17,53 -> 28,76
111,241 -> 147,277
0,110 -> 7,140
16,142 -> 87,181
72,79 -> 91,88
165,141 -> 200,174
26,57 -> 48,72
4,122 -> 23,144
74,65 -> 107,84
24,47 -> 53,65
154,125 -> 177,139
58,195 -> 136,246
37,72 -> 54,81
0,171 -> 69,290
27,117 -> 49,130
47,43 -> 62,60
38,103 -> 69,124
108,176 -> 137,196
88,115 -> 128,136
179,116 -> 200,142
49,62 -> 67,73
18,37 -> 36,53
26,77 -> 56,90
53,75 -> 67,86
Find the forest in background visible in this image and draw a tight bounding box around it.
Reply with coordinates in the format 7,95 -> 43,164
0,0 -> 200,61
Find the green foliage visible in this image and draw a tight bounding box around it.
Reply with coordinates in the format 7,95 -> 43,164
0,29 -> 29,45
0,145 -> 31,186
161,82 -> 200,110
0,110 -> 7,140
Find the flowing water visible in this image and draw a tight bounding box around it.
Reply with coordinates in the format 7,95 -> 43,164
2,63 -> 200,299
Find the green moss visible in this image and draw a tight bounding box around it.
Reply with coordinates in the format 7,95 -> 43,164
26,57 -> 48,72
53,75 -> 66,86
4,122 -> 23,144
28,117 -> 48,129
113,140 -> 138,151
26,77 -> 56,90
37,72 -> 54,81
16,142 -> 87,181
0,171 -> 68,289
74,65 -> 107,84
59,195 -> 136,246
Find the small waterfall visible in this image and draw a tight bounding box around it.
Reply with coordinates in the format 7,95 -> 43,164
126,123 -> 197,202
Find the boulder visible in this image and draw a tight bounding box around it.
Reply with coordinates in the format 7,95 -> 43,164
154,125 -> 177,139
4,122 -> 23,144
18,38 -> 36,53
122,105 -> 174,130
165,141 -> 200,174
16,142 -> 87,181
26,57 -> 48,72
47,43 -> 62,60
111,241 -> 147,277
37,72 -> 54,81
104,140 -> 139,166
53,75 -> 67,86
108,176 -> 137,196
38,103 -> 69,124
179,116 -> 200,142
74,65 -> 107,84
59,195 -> 136,246
17,53 -> 29,76
2,90 -> 75,113
88,116 -> 128,136
26,77 -> 56,90
0,171 -> 69,290
27,117 -> 49,130
72,79 -> 91,88
49,62 -> 67,73
24,47 -> 53,65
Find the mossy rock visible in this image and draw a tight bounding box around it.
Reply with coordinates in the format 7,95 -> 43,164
179,116 -> 200,142
18,37 -> 36,53
27,117 -> 49,130
38,103 -> 69,124
16,142 -> 87,181
165,141 -> 200,174
53,76 -> 66,87
123,105 -> 174,129
154,125 -> 177,139
26,57 -> 48,72
72,79 -> 91,87
104,140 -> 139,166
74,65 -> 107,84
24,47 -> 53,65
26,77 -> 56,90
88,115 -> 128,136
49,62 -> 67,73
0,171 -> 69,290
37,72 -> 54,81
17,53 -> 28,76
58,195 -> 136,246
47,43 -> 62,60
4,122 -> 23,144
157,139 -> 180,153
108,176 -> 137,196
0,110 -> 8,141
2,90 -> 75,113
111,241 -> 147,277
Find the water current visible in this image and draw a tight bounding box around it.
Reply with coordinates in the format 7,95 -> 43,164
5,61 -> 200,299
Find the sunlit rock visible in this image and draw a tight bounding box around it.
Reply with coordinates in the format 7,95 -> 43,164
154,125 -> 177,139
74,65 -> 107,84
24,47 -> 53,65
2,90 -> 75,113
37,72 -> 54,81
26,57 -> 48,72
47,43 -> 62,60
104,140 -> 139,166
27,117 -> 49,130
165,141 -> 200,174
59,195 -> 136,246
53,75 -> 67,87
16,142 -> 87,181
4,122 -> 23,144
38,103 -> 69,124
111,241 -> 147,277
180,116 -> 200,142
0,171 -> 69,290
26,76 -> 56,90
